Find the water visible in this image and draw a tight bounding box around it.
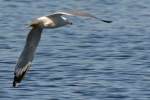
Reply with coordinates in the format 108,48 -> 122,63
0,0 -> 150,100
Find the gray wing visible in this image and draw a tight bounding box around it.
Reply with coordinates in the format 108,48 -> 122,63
52,11 -> 98,19
13,27 -> 43,87
49,11 -> 112,23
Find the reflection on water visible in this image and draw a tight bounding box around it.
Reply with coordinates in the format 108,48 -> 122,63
0,0 -> 150,100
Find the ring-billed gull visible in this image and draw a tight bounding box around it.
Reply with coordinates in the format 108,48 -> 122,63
13,11 -> 112,87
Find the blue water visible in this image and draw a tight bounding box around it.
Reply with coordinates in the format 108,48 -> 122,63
1,0 -> 150,100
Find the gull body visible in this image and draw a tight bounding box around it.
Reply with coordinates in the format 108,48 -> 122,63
13,11 -> 112,87
30,15 -> 72,28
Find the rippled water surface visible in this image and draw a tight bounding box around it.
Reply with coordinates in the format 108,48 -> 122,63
1,0 -> 150,100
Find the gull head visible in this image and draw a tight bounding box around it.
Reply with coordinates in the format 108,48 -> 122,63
61,16 -> 73,25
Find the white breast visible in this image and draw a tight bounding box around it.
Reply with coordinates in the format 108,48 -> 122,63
37,16 -> 53,27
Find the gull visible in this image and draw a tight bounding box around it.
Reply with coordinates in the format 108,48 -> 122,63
13,11 -> 112,87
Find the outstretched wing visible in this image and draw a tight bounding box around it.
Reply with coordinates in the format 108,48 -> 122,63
49,11 -> 112,23
52,11 -> 98,19
13,27 -> 43,87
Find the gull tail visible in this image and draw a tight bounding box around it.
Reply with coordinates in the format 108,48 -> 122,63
13,62 -> 31,87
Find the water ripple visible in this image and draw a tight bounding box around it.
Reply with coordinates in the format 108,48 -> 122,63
1,0 -> 150,100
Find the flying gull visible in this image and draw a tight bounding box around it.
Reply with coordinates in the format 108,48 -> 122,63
13,11 -> 112,87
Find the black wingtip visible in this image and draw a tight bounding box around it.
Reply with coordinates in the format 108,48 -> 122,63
13,81 -> 16,87
101,20 -> 112,23
13,75 -> 17,88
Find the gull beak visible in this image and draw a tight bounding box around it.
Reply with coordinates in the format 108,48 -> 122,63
69,22 -> 73,25
66,20 -> 73,25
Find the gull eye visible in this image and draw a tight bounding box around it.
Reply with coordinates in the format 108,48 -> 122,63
70,22 -> 73,25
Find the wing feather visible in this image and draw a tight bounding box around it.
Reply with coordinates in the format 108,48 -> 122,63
49,11 -> 112,23
51,11 -> 98,19
13,27 -> 43,87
